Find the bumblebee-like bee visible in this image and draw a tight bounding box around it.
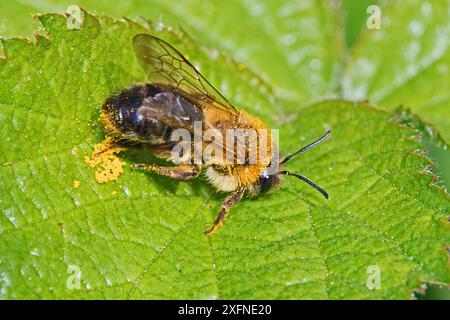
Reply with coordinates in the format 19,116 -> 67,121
101,34 -> 330,235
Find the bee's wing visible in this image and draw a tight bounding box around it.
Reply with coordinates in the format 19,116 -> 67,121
133,34 -> 239,114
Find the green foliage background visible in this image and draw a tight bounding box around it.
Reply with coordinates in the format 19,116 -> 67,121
0,0 -> 449,299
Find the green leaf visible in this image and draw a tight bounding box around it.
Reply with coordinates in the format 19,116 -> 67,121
342,0 -> 450,143
0,12 -> 449,299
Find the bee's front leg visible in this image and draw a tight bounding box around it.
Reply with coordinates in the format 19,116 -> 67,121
205,187 -> 246,236
132,163 -> 200,180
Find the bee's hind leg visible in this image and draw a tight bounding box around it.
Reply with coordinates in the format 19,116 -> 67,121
205,187 -> 245,236
132,163 -> 200,180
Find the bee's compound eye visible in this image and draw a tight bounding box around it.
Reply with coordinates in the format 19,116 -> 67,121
260,171 -> 277,193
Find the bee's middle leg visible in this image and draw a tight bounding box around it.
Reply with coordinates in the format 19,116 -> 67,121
132,163 -> 200,180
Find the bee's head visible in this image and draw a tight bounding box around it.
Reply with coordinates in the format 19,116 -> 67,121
256,130 -> 331,199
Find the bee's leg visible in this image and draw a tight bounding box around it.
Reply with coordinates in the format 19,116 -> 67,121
205,187 -> 246,236
132,163 -> 200,180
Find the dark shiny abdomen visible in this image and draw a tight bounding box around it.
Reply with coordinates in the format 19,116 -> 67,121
103,84 -> 203,144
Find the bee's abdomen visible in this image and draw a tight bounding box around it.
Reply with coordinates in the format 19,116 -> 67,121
102,84 -> 203,144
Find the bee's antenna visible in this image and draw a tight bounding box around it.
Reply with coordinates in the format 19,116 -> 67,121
280,170 -> 329,199
280,130 -> 331,164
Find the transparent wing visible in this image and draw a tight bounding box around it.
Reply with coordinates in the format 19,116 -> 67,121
133,33 -> 238,113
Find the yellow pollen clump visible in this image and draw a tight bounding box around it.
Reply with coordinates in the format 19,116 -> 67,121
73,180 -> 80,188
84,137 -> 126,184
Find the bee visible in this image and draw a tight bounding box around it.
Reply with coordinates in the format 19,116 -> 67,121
100,34 -> 330,235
